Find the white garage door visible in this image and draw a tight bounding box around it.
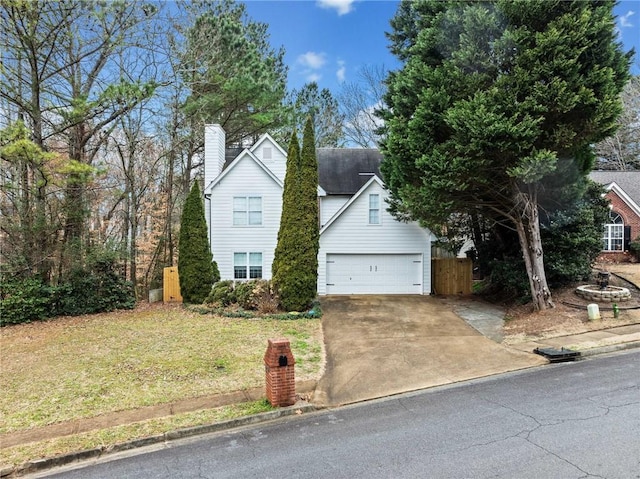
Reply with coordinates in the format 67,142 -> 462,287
326,254 -> 423,294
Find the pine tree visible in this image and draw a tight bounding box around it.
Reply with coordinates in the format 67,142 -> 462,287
178,182 -> 215,304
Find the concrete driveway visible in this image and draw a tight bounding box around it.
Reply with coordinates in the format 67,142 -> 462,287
313,295 -> 546,407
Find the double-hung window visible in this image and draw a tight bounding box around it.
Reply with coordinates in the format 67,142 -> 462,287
234,252 -> 263,279
369,194 -> 380,225
603,212 -> 624,251
233,196 -> 262,226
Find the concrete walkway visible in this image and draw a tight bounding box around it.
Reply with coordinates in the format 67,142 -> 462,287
313,295 -> 546,407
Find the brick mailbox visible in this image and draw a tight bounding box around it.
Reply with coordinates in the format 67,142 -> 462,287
264,338 -> 296,407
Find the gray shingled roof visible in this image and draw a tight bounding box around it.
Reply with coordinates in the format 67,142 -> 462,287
589,171 -> 640,204
317,148 -> 383,195
225,147 -> 243,166
224,146 -> 384,195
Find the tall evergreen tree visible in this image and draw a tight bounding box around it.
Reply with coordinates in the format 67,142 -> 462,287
279,82 -> 345,147
297,117 -> 320,305
178,182 -> 215,304
181,0 -> 288,146
272,118 -> 319,311
272,130 -> 301,302
380,0 -> 632,310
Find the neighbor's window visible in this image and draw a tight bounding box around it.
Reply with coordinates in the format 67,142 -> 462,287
234,252 -> 263,279
233,196 -> 262,226
603,212 -> 624,251
369,194 -> 380,224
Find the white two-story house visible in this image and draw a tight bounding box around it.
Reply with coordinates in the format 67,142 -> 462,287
203,124 -> 433,295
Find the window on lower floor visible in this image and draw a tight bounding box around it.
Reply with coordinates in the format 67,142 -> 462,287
234,252 -> 263,279
603,212 -> 624,251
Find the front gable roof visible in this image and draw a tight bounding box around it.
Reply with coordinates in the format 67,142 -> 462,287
209,149 -> 283,190
590,171 -> 640,218
607,182 -> 640,218
249,133 -> 288,158
320,175 -> 385,234
214,141 -> 384,198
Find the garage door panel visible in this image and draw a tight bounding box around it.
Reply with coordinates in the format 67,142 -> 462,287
326,254 -> 422,294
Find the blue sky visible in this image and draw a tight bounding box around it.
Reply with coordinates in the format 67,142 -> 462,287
243,0 -> 639,94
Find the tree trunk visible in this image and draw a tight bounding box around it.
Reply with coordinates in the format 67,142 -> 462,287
514,192 -> 554,311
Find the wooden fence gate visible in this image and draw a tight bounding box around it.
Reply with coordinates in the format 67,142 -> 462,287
163,267 -> 183,303
431,258 -> 472,295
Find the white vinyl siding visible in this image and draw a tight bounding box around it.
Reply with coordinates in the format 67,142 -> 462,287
318,179 -> 431,295
320,195 -> 349,227
251,137 -> 287,181
208,154 -> 282,281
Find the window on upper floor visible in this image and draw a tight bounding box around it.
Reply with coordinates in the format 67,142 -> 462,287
233,196 -> 262,226
263,147 -> 272,160
234,252 -> 263,279
369,194 -> 380,225
603,212 -> 623,251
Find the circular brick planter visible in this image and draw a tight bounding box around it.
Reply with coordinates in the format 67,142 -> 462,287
575,285 -> 631,302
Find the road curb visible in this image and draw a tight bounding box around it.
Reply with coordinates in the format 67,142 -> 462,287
3,403 -> 319,478
575,339 -> 640,357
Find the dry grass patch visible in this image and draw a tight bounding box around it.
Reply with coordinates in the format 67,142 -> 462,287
1,303 -> 323,435
0,400 -> 273,468
502,276 -> 640,344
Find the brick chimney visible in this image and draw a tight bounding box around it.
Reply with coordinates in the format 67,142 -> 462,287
204,124 -> 225,189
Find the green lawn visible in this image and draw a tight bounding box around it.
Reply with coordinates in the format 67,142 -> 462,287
0,303 -> 323,467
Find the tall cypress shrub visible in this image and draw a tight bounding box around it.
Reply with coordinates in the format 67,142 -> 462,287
273,119 -> 319,311
296,117 -> 320,306
273,129 -> 301,283
178,182 -> 215,304
272,130 -> 305,310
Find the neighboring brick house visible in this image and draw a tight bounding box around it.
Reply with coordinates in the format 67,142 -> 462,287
589,171 -> 640,261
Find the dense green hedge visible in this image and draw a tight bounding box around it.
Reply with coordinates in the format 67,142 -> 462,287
1,266 -> 135,326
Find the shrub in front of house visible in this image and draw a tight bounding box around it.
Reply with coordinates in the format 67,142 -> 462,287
272,119 -> 319,312
206,280 -> 235,306
204,279 -> 280,314
233,281 -> 254,309
178,182 -> 216,304
630,237 -> 640,261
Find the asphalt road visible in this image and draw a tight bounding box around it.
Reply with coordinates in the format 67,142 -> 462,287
38,350 -> 640,479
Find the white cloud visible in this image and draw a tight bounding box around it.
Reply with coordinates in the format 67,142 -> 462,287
297,51 -> 327,70
620,10 -> 635,28
296,52 -> 326,83
316,0 -> 355,16
336,61 -> 346,83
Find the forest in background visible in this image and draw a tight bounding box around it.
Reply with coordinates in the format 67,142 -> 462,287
1,0 -> 637,307
0,0 -> 386,302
